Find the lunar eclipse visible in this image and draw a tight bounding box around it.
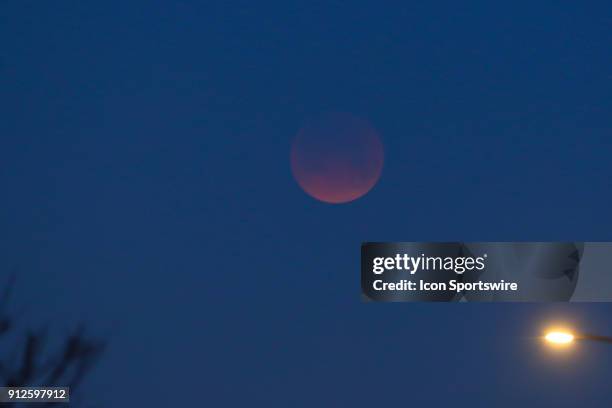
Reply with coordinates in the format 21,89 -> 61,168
290,113 -> 384,204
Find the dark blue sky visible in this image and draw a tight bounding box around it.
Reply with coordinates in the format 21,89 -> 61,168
2,1 -> 612,406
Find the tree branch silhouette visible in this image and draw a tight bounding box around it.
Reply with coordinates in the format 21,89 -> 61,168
0,276 -> 105,406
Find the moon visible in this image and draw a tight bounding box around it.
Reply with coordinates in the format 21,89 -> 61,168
290,113 -> 384,204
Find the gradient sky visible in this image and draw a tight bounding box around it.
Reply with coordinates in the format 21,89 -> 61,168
2,1 -> 612,407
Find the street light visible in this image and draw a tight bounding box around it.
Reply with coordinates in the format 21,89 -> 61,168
545,331 -> 574,344
543,329 -> 612,346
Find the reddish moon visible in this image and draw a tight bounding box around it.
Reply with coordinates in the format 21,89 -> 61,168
290,113 -> 384,204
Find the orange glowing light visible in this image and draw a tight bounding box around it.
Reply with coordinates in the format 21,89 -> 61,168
545,331 -> 574,344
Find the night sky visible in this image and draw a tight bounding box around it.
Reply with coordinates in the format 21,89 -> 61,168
2,2 -> 612,407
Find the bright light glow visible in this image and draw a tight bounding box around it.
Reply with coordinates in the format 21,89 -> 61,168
545,331 -> 574,344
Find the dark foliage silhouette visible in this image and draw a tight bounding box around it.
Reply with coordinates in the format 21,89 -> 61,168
0,276 -> 105,406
